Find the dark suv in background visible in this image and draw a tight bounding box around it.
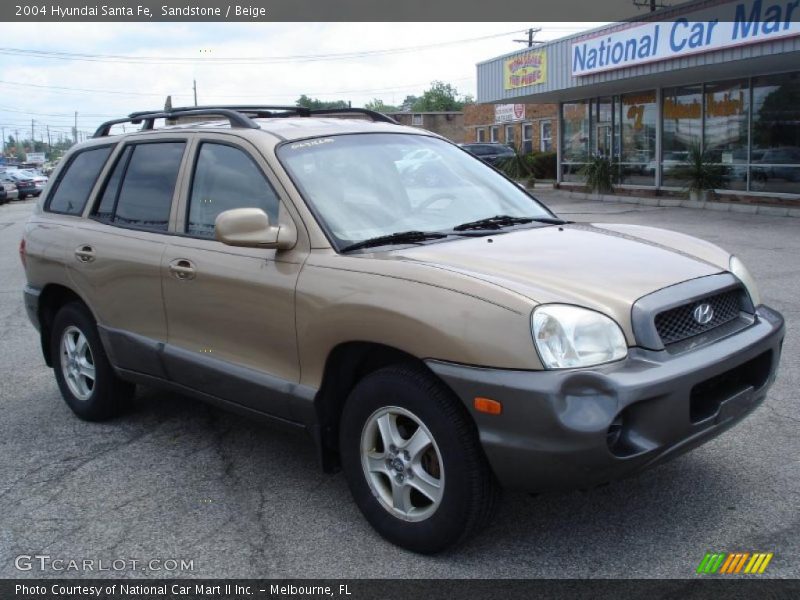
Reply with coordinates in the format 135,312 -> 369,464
460,142 -> 516,166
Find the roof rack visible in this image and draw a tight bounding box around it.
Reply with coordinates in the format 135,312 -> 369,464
93,105 -> 398,138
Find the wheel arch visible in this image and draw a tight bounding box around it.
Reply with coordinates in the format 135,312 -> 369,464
312,341 -> 447,472
37,284 -> 94,367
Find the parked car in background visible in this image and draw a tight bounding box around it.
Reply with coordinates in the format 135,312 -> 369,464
0,177 -> 19,203
751,147 -> 800,184
5,169 -> 48,199
460,142 -> 516,166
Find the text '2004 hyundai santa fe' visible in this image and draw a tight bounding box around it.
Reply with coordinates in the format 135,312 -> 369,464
20,106 -> 784,553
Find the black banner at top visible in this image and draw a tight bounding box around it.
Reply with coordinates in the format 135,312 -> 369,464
3,0 -> 673,22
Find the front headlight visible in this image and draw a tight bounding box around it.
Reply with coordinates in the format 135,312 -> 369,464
729,255 -> 761,307
531,305 -> 628,369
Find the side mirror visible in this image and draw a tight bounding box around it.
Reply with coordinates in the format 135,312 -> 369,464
214,208 -> 296,250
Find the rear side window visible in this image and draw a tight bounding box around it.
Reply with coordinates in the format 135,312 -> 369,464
186,143 -> 280,238
94,142 -> 185,231
46,146 -> 113,215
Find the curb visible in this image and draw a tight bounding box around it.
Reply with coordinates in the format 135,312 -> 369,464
528,188 -> 800,218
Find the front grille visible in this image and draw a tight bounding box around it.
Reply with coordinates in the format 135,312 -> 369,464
654,289 -> 742,345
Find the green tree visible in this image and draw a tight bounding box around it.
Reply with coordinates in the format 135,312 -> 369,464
364,98 -> 398,113
295,95 -> 350,110
399,95 -> 419,112
412,81 -> 473,112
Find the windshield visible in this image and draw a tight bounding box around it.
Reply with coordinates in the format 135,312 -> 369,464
278,133 -> 552,249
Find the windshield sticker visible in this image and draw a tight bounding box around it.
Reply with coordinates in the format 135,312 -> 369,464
290,138 -> 335,150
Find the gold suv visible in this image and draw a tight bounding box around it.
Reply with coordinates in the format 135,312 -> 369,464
21,106 -> 784,553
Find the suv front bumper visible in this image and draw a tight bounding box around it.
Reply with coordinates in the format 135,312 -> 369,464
427,305 -> 784,492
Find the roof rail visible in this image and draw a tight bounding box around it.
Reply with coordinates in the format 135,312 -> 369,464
93,108 -> 261,138
93,105 -> 398,138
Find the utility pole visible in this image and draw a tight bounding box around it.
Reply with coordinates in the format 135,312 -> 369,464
73,112 -> 78,145
514,27 -> 542,48
46,125 -> 52,154
1,127 -> 5,155
193,79 -> 198,106
31,119 -> 35,152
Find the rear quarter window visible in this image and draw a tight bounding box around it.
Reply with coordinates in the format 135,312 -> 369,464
46,146 -> 113,215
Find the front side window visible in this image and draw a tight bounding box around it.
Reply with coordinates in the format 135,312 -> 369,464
278,133 -> 551,249
93,142 -> 185,231
187,143 -> 280,238
47,145 -> 113,215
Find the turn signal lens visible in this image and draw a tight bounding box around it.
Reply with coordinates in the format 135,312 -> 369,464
474,397 -> 502,415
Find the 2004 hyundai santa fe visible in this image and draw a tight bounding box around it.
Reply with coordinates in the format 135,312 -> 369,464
21,106 -> 784,553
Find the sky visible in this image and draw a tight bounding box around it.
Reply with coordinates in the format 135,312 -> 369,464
0,22 -> 606,144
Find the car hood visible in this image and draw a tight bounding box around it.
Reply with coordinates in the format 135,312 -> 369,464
385,223 -> 730,341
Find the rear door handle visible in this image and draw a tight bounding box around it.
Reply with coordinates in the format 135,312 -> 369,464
74,245 -> 95,263
169,258 -> 196,280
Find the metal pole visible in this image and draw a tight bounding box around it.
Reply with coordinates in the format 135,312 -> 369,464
74,112 -> 78,144
193,79 -> 198,106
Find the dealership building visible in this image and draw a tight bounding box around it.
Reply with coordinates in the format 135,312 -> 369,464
476,0 -> 800,199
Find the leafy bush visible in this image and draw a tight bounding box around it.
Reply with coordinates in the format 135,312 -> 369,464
497,146 -> 536,187
526,152 -> 557,180
579,155 -> 616,194
667,145 -> 728,192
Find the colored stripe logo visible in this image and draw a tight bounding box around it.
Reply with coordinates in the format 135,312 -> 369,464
697,552 -> 773,574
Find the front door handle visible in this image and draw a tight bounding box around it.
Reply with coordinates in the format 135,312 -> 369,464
74,245 -> 95,263
169,258 -> 196,280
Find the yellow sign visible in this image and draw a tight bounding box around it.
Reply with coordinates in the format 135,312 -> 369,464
504,51 -> 547,90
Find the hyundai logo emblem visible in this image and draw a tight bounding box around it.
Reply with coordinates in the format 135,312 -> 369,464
693,303 -> 714,325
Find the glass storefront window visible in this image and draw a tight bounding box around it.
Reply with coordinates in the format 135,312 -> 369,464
619,90 -> 656,185
704,79 -> 749,190
751,72 -> 800,194
662,84 -> 703,187
561,100 -> 590,181
556,72 -> 799,194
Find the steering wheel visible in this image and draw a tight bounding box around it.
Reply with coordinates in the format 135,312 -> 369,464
416,192 -> 458,212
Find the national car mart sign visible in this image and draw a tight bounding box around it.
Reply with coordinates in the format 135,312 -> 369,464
572,0 -> 800,76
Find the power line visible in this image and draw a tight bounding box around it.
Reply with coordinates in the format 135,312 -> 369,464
0,77 -> 474,106
0,30 -> 527,65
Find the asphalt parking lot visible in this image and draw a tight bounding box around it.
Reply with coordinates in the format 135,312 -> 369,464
0,195 -> 797,579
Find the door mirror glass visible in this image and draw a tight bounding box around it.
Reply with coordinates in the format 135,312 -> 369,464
215,208 -> 295,249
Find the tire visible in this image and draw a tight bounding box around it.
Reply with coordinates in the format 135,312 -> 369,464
51,302 -> 134,421
339,364 -> 498,553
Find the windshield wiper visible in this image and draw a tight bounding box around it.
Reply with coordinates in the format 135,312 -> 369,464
340,230 -> 449,253
452,214 -> 568,231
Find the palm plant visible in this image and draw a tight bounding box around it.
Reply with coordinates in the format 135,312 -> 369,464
579,154 -> 615,194
497,146 -> 536,188
668,145 -> 728,198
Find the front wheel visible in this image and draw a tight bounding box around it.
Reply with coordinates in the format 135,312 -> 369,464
339,365 -> 498,553
51,302 -> 134,421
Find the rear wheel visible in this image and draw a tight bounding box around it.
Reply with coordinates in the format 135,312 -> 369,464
339,365 -> 498,553
51,302 -> 134,421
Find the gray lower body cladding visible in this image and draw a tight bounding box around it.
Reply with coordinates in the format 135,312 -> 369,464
427,305 -> 784,492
